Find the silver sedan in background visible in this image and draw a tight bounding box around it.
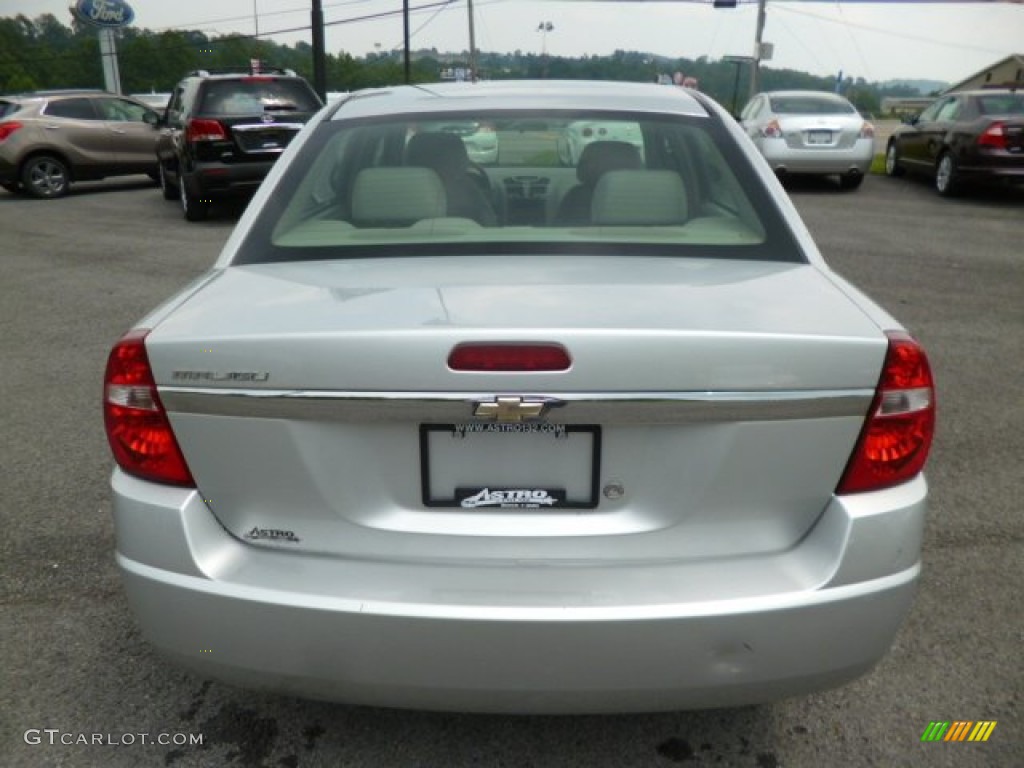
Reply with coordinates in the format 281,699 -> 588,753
740,90 -> 875,190
103,80 -> 934,714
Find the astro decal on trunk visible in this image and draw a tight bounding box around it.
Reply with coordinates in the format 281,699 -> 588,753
458,488 -> 566,509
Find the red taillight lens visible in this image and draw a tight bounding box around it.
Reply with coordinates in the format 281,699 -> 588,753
836,331 -> 935,495
186,118 -> 227,142
448,343 -> 572,372
0,120 -> 24,142
761,119 -> 783,138
103,329 -> 194,487
860,121 -> 876,139
978,122 -> 1007,150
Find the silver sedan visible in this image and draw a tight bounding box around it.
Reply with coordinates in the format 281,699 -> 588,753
103,80 -> 935,714
740,90 -> 876,190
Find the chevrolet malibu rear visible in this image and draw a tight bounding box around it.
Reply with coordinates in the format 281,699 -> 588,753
104,80 -> 934,714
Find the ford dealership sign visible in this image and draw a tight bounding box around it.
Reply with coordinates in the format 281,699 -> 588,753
74,0 -> 135,28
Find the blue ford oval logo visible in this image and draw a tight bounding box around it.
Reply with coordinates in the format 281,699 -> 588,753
75,0 -> 135,28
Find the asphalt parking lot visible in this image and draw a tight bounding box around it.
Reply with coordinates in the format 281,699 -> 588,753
1,173 -> 1021,768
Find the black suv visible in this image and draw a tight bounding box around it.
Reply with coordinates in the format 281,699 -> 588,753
151,67 -> 322,221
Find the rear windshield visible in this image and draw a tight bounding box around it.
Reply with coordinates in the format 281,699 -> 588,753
198,79 -> 322,115
235,108 -> 804,265
976,93 -> 1024,115
0,100 -> 23,119
769,96 -> 856,115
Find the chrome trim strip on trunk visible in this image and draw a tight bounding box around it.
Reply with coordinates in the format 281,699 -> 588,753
159,387 -> 873,424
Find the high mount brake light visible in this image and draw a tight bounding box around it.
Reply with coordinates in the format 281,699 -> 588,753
448,343 -> 572,372
103,329 -> 194,487
836,331 -> 935,495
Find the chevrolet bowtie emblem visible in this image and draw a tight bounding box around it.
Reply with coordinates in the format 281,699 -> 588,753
473,396 -> 548,423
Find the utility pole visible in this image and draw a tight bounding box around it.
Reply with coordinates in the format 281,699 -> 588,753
403,0 -> 411,83
751,0 -> 767,98
467,0 -> 478,81
311,0 -> 326,102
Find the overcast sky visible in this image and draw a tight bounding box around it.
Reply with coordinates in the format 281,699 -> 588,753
2,0 -> 1022,84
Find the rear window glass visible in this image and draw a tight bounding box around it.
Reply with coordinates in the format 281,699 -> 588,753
769,96 -> 856,115
235,108 -> 804,265
976,93 -> 1024,115
199,79 -> 322,115
0,100 -> 21,119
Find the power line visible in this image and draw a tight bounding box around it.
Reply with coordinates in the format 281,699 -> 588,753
0,1 -> 457,69
773,3 -> 1015,56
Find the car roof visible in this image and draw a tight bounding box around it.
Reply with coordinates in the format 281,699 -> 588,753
760,90 -> 850,100
949,88 -> 1021,97
330,80 -> 711,121
184,68 -> 301,81
1,89 -> 109,101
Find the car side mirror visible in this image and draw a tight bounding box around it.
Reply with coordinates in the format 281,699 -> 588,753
902,114 -> 918,126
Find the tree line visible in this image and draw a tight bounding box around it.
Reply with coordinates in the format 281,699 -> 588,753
1,13 -> 928,114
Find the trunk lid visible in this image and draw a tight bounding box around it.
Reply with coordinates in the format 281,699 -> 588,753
147,256 -> 885,563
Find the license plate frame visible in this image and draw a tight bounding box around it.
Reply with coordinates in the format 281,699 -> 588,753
419,423 -> 601,509
807,130 -> 833,145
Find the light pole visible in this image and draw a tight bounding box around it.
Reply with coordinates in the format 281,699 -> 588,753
537,21 -> 553,56
537,21 -> 553,78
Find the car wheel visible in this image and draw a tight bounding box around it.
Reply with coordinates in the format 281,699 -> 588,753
20,155 -> 70,199
885,142 -> 905,177
838,172 -> 864,191
159,162 -> 177,201
935,152 -> 959,197
180,176 -> 209,221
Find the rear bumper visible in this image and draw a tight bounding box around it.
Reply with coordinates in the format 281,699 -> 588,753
957,163 -> 1024,184
184,160 -> 275,199
112,470 -> 926,713
758,138 -> 875,176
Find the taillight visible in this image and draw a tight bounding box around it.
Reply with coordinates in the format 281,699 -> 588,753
761,119 -> 783,138
860,121 -> 876,139
448,343 -> 572,372
103,329 -> 194,487
186,118 -> 227,142
836,331 -> 935,495
0,120 -> 24,142
978,122 -> 1007,150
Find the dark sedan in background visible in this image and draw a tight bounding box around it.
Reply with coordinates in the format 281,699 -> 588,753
885,89 -> 1024,196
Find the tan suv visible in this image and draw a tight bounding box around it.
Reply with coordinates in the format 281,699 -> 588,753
0,90 -> 161,198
